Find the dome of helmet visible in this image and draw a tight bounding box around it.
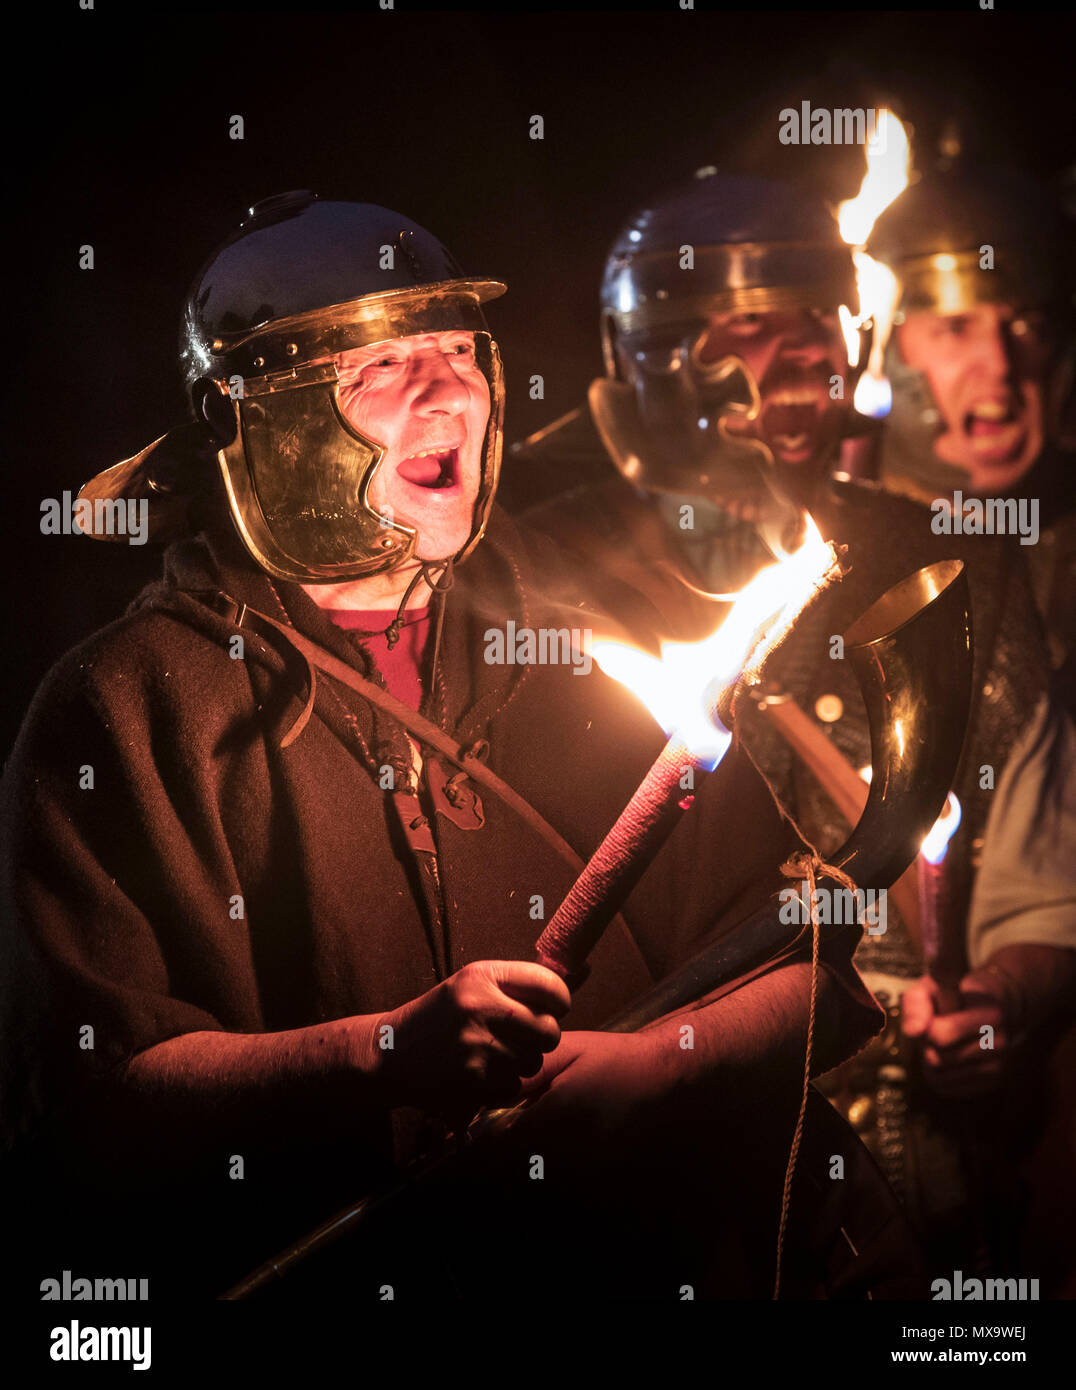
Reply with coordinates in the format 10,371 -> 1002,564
181,192 -> 504,387
600,169 -> 855,333
868,162 -> 1071,310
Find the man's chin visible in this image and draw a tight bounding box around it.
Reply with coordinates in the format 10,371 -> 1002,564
941,428 -> 1041,494
372,486 -> 478,565
967,451 -> 1039,495
764,435 -> 829,504
412,518 -> 476,564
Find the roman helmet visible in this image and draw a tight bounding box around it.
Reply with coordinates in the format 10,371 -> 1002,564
592,169 -> 862,503
867,161 -> 1075,480
79,192 -> 506,582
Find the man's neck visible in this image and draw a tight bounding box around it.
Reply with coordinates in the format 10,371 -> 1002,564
301,562 -> 434,613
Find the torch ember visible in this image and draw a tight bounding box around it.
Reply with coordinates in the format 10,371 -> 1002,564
535,518 -> 845,984
918,792 -> 964,1010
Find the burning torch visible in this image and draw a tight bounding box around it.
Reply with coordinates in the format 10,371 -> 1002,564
534,517 -> 846,985
917,792 -> 965,1013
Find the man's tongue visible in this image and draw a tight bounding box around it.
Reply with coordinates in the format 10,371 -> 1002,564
399,449 -> 452,487
968,410 -> 1016,438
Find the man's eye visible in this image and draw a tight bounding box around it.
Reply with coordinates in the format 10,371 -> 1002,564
1009,313 -> 1045,340
448,342 -> 475,356
935,317 -> 969,337
728,314 -> 762,334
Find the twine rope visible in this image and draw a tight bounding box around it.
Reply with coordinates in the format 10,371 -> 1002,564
772,846 -> 861,1299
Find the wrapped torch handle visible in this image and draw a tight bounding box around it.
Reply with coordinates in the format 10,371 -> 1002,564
535,737 -> 701,984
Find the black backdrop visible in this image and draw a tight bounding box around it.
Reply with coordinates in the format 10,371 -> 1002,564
5,2 -> 1073,754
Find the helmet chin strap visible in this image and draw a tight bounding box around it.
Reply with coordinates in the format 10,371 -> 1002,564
384,557 -> 455,650
383,557 -> 457,719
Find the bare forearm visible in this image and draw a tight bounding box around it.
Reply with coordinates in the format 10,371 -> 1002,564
98,1015 -> 387,1165
643,960 -> 877,1107
128,1016 -> 378,1100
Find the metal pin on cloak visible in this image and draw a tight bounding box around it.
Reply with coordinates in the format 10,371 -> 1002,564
534,518 -> 848,986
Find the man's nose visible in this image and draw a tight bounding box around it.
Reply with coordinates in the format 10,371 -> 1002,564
408,351 -> 471,415
979,321 -> 1018,383
777,310 -> 832,365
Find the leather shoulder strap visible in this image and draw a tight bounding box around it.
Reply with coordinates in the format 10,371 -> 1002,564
190,589 -> 588,877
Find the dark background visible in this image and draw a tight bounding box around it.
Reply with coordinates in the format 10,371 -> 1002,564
5,2 -> 1073,754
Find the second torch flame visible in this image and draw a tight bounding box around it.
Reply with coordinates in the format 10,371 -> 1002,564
590,516 -> 836,763
919,791 -> 962,866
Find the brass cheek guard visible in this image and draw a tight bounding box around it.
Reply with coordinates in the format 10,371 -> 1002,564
588,344 -> 776,503
216,367 -> 416,584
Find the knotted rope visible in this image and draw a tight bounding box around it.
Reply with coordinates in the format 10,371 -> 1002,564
772,846 -> 862,1300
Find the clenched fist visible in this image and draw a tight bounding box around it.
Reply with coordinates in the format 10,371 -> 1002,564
371,960 -> 571,1114
901,970 -> 1013,1096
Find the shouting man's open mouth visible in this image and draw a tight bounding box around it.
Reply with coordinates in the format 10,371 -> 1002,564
371,425 -> 483,561
395,443 -> 463,495
755,369 -> 842,468
761,383 -> 832,462
959,396 -> 1029,467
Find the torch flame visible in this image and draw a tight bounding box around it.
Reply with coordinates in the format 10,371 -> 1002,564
852,365 -> 893,419
837,110 -> 911,246
837,108 -> 911,417
591,517 -> 834,766
919,792 -> 962,865
838,304 -> 861,371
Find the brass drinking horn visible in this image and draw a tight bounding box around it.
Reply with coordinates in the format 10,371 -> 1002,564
221,559 -> 972,1298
